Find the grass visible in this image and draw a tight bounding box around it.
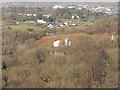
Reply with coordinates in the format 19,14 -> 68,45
3,23 -> 47,31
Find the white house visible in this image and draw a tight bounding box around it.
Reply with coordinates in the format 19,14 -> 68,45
76,16 -> 79,19
53,40 -> 62,47
16,22 -> 20,24
64,22 -> 68,26
111,35 -> 115,42
33,14 -> 37,17
67,6 -> 74,9
43,14 -> 52,18
72,15 -> 79,19
25,21 -> 35,23
72,16 -> 75,19
37,19 -> 46,23
53,5 -> 64,9
47,24 -> 53,28
26,14 -> 32,17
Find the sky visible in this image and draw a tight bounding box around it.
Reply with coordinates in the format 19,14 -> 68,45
2,0 -> 120,2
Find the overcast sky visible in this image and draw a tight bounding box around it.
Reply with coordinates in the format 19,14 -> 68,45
2,0 -> 120,2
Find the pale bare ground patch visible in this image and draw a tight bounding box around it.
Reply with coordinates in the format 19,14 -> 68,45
37,33 -> 115,47
37,33 -> 95,46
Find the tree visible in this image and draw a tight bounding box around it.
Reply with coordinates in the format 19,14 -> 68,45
28,28 -> 33,32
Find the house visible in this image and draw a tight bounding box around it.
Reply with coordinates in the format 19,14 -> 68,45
53,40 -> 62,47
111,35 -> 115,42
68,22 -> 77,26
72,14 -> 79,19
25,21 -> 36,23
26,14 -> 32,17
72,16 -> 75,19
37,19 -> 46,23
53,38 -> 71,47
16,22 -> 20,24
43,14 -> 52,18
64,22 -> 68,26
47,24 -> 53,28
59,24 -> 64,27
33,14 -> 37,17
53,5 -> 64,9
78,7 -> 82,10
17,13 -> 22,16
76,16 -> 79,19
67,6 -> 74,9
47,23 -> 60,28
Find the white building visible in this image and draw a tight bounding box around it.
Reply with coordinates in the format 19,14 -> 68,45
26,21 -> 36,23
16,22 -> 20,24
76,16 -> 79,19
43,14 -> 52,18
53,40 -> 62,47
72,15 -> 79,19
72,16 -> 75,19
64,22 -> 68,26
33,14 -> 37,17
26,14 -> 32,17
78,7 -> 82,10
67,6 -> 74,9
111,35 -> 115,41
65,38 -> 71,46
53,5 -> 64,9
37,19 -> 46,23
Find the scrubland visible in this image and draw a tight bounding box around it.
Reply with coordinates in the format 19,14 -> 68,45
2,26 -> 118,88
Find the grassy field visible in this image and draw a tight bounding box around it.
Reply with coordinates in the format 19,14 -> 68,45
2,23 -> 50,31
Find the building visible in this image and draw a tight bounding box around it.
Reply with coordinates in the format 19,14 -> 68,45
72,16 -> 75,19
64,22 -> 68,26
25,21 -> 36,23
43,14 -> 52,18
47,23 -> 60,28
72,14 -> 79,19
65,38 -> 71,46
53,40 -> 62,47
67,6 -> 74,9
37,19 -> 46,23
53,38 -> 71,47
111,35 -> 115,41
16,22 -> 20,24
33,14 -> 37,17
53,5 -> 64,9
26,14 -> 32,17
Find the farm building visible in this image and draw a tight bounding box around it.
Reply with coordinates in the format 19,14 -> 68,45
53,38 -> 71,47
53,40 -> 62,47
65,38 -> 71,46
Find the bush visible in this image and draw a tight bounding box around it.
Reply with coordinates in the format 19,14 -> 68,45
27,28 -> 33,32
8,26 -> 12,30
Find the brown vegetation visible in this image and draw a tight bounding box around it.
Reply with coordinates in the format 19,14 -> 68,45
2,29 -> 118,88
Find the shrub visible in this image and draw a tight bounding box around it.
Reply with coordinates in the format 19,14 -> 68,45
27,28 -> 33,32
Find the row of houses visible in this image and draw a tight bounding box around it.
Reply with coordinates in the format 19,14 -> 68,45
52,4 -> 91,10
18,13 -> 53,18
52,4 -> 117,15
42,20 -> 80,29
